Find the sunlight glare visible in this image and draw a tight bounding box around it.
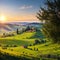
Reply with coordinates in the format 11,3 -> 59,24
0,16 -> 6,23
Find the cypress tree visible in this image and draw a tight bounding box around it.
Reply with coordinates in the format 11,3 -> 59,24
17,28 -> 19,34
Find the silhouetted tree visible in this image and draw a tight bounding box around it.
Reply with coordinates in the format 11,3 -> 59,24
29,44 -> 32,46
37,0 -> 60,43
36,48 -> 38,51
3,33 -> 5,36
34,39 -> 40,44
16,28 -> 19,34
25,26 -> 31,31
34,47 -> 35,51
23,45 -> 28,48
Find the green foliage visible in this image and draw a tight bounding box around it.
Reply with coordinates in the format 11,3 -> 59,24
34,39 -> 40,44
37,0 -> 60,43
25,26 -> 31,31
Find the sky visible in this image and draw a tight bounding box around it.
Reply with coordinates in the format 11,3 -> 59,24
0,0 -> 44,22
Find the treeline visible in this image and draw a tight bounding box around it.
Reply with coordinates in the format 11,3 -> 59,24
16,26 -> 39,34
2,26 -> 38,37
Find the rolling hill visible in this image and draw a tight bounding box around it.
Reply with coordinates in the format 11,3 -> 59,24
0,30 -> 59,60
0,22 -> 42,34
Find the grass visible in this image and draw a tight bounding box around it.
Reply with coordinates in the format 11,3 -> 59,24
28,42 -> 60,56
0,31 -> 60,60
0,32 -> 36,46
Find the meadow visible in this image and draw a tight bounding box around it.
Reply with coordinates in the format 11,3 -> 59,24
0,28 -> 60,60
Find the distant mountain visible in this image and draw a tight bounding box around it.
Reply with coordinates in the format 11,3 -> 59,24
0,22 -> 43,33
25,22 -> 43,28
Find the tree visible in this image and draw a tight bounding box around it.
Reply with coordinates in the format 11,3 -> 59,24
3,33 -> 5,36
37,0 -> 60,43
16,28 -> 19,34
25,26 -> 31,31
34,39 -> 40,44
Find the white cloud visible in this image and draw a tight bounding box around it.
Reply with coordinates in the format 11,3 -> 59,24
19,5 -> 33,10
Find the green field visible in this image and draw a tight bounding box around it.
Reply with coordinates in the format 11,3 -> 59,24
0,31 -> 60,60
0,32 -> 36,46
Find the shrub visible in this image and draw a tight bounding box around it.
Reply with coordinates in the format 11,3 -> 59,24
5,45 -> 9,47
34,47 -> 35,51
23,52 -> 24,53
23,45 -> 28,48
2,47 -> 7,49
36,48 -> 38,51
13,45 -> 17,47
11,49 -> 13,51
47,54 -> 51,58
45,44 -> 48,46
0,44 -> 2,47
29,44 -> 32,46
34,39 -> 40,45
41,40 -> 45,43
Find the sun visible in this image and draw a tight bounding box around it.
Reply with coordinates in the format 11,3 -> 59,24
0,16 -> 6,23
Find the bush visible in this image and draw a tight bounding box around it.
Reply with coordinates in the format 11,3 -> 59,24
11,49 -> 13,51
2,47 -> 7,49
41,40 -> 46,43
36,48 -> 38,51
23,52 -> 24,53
47,54 -> 51,58
13,45 -> 17,47
23,45 -> 28,48
34,47 -> 35,51
5,45 -> 9,47
45,44 -> 48,46
34,39 -> 40,45
29,44 -> 32,46
0,44 -> 2,47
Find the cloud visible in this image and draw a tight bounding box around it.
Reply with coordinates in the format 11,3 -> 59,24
19,5 -> 33,10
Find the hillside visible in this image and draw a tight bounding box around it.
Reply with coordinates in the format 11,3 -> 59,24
0,30 -> 60,60
0,22 -> 42,34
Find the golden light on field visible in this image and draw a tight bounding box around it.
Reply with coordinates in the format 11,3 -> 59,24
0,16 -> 6,23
